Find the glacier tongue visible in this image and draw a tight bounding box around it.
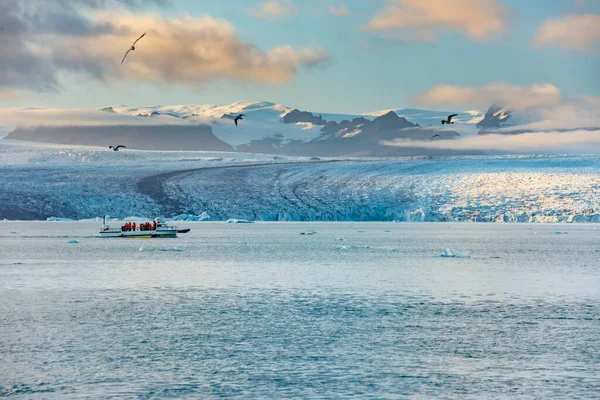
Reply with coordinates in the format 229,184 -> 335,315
0,141 -> 599,222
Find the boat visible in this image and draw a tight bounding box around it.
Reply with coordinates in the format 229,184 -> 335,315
99,217 -> 179,238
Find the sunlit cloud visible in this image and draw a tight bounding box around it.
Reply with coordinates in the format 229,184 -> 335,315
249,0 -> 296,19
414,83 -> 563,110
362,0 -> 512,43
0,1 -> 327,95
532,14 -> 600,52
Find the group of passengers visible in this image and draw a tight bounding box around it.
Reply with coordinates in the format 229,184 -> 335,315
121,221 -> 157,232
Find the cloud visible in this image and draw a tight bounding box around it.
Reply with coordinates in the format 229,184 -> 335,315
362,0 -> 511,43
0,90 -> 18,101
383,130 -> 600,153
532,14 -> 600,52
414,83 -> 563,110
0,107 -> 198,128
329,4 -> 349,16
0,1 -> 327,95
68,13 -> 328,85
249,0 -> 296,19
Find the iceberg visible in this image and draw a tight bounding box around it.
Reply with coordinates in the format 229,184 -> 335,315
440,248 -> 471,258
227,219 -> 253,224
139,247 -> 184,252
171,212 -> 212,221
47,217 -> 74,222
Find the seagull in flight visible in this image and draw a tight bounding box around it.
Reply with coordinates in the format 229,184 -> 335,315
109,145 -> 126,151
121,33 -> 146,65
234,114 -> 245,126
441,114 -> 458,125
431,134 -> 441,140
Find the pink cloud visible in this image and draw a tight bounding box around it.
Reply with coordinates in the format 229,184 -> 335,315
362,0 -> 512,42
533,14 -> 600,52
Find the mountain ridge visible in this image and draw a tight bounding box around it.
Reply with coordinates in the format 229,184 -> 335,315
5,101 -> 481,156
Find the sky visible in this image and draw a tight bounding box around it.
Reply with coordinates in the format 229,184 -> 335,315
0,0 -> 599,114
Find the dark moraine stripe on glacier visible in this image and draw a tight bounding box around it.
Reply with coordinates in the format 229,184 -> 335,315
135,160 -> 438,221
136,160 -> 351,219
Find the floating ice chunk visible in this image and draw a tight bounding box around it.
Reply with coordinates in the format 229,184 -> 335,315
339,245 -> 371,250
171,212 -> 212,221
227,219 -> 252,224
47,217 -> 74,222
300,230 -> 317,236
198,211 -> 212,221
139,247 -> 183,252
67,239 -> 80,244
440,248 -> 471,258
159,247 -> 184,252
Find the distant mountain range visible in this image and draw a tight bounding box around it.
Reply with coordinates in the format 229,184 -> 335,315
5,101 -> 486,156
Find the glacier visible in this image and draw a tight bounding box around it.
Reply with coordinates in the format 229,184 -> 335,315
0,140 -> 599,222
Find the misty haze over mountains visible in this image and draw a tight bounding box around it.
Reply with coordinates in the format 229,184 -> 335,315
4,101 -> 480,157
5,101 -> 599,156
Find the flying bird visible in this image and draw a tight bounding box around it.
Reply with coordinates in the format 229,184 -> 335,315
431,134 -> 441,140
441,114 -> 457,125
234,114 -> 245,126
121,32 -> 146,65
109,145 -> 126,151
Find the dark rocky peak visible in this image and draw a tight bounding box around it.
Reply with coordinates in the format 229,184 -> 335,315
150,111 -> 181,118
320,117 -> 370,135
476,104 -> 511,130
282,109 -> 326,125
363,111 -> 415,132
99,107 -> 116,113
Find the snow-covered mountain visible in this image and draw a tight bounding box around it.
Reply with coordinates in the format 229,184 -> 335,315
364,108 -> 483,127
5,101 -> 483,157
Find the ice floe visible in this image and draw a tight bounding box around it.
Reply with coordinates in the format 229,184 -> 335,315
440,248 -> 471,258
227,219 -> 253,224
171,212 -> 212,221
138,247 -> 184,252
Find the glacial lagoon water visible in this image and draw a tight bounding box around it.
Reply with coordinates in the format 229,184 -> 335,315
0,222 -> 599,398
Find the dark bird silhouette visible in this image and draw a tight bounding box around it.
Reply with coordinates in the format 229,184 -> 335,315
441,114 -> 458,125
234,114 -> 245,126
109,145 -> 126,151
431,134 -> 441,140
121,33 -> 146,65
